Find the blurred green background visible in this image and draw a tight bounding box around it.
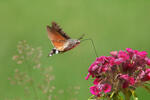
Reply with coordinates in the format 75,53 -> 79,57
0,0 -> 150,100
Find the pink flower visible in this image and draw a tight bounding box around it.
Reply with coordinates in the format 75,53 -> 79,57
90,86 -> 100,95
147,59 -> 150,66
133,50 -> 138,54
118,50 -> 129,61
91,64 -> 99,71
110,51 -> 118,57
93,78 -> 99,85
142,72 -> 150,81
126,48 -> 133,53
128,77 -> 135,85
137,51 -> 147,58
85,73 -> 90,80
145,68 -> 150,73
122,62 -> 135,72
119,74 -> 135,87
138,70 -> 145,79
96,56 -> 106,63
120,74 -> 129,80
113,58 -> 124,65
126,48 -> 134,58
103,83 -> 111,93
86,48 -> 150,97
142,69 -> 150,81
146,73 -> 150,80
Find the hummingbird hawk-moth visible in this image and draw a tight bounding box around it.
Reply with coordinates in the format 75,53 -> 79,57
46,22 -> 84,56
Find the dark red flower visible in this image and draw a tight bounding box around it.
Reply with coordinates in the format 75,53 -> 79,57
86,48 -> 150,97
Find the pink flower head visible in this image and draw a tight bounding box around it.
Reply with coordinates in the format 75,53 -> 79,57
122,62 -> 135,72
93,78 -> 100,85
138,70 -> 145,79
91,64 -> 99,71
86,48 -> 150,97
96,56 -> 106,63
142,69 -> 150,81
146,73 -> 150,80
126,48 -> 134,58
128,77 -> 135,85
118,50 -> 129,61
120,74 -> 135,86
137,51 -> 147,58
102,83 -> 111,93
110,51 -> 118,57
120,74 -> 129,80
85,73 -> 90,80
142,72 -> 150,81
88,56 -> 115,78
145,68 -> 150,73
147,59 -> 150,66
90,86 -> 101,95
126,48 -> 133,53
113,58 -> 124,65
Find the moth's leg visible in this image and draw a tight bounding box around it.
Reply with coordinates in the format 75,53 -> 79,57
48,48 -> 60,56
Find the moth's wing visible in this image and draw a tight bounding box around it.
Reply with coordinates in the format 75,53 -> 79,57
51,22 -> 71,39
46,22 -> 70,51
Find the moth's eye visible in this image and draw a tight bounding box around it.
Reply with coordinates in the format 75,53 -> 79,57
76,40 -> 80,44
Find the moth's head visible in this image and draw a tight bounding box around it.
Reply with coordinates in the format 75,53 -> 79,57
75,39 -> 80,45
71,39 -> 80,45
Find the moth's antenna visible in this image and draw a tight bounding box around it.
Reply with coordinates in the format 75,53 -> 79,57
80,38 -> 98,57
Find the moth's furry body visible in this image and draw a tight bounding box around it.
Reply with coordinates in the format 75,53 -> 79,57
63,39 -> 80,51
48,39 -> 80,56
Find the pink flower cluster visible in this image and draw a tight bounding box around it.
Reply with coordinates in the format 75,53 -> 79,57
86,48 -> 150,97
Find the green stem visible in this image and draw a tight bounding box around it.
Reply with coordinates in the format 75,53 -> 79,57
122,89 -> 131,100
112,92 -> 119,100
124,95 -> 130,100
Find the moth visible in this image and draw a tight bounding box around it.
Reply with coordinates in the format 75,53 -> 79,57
46,22 -> 84,56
